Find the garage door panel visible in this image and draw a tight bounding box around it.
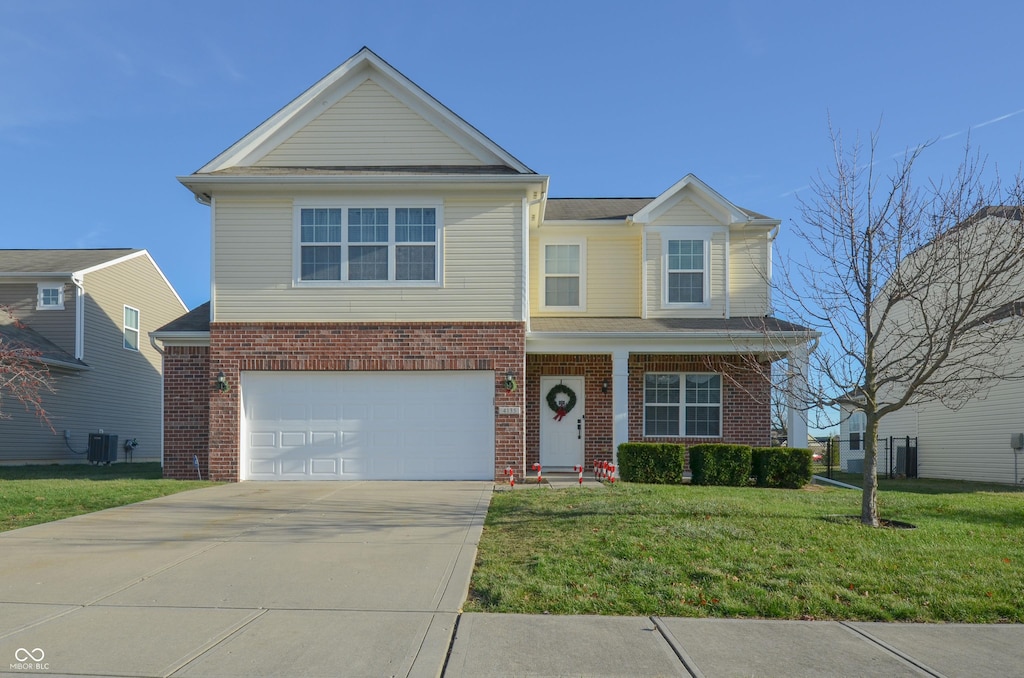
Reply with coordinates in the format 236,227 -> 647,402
242,371 -> 494,480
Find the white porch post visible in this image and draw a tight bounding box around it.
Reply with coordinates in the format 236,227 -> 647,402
786,343 -> 810,448
612,349 -> 630,465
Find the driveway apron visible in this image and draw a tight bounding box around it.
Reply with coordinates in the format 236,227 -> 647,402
0,481 -> 491,677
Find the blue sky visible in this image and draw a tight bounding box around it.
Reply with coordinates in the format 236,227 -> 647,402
2,0 -> 1023,313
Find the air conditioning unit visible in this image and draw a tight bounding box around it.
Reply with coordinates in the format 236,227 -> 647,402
87,433 -> 118,464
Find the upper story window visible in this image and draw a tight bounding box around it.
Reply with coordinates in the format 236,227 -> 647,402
644,373 -> 722,437
123,305 -> 140,351
37,283 -> 64,310
541,240 -> 586,311
664,237 -> 709,306
296,203 -> 441,285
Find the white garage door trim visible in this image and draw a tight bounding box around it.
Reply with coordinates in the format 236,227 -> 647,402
241,370 -> 495,480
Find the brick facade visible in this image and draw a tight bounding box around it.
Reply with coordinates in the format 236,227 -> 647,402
191,321 -> 526,482
162,345 -> 211,480
628,354 -> 771,463
525,354 -> 614,470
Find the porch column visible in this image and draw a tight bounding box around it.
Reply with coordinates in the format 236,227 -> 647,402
612,349 -> 629,463
786,342 -> 810,449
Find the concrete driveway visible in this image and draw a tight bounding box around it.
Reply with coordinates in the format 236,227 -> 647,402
0,481 -> 491,677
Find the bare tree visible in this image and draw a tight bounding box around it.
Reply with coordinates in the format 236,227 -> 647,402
0,306 -> 54,428
778,127 -> 1024,526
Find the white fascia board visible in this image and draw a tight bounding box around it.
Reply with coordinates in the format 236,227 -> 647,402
179,173 -> 546,194
633,174 -> 749,225
39,356 -> 91,371
526,332 -> 815,356
0,272 -> 74,280
150,331 -> 211,347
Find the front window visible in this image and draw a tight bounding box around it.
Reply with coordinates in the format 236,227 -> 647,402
297,204 -> 440,284
542,241 -> 585,310
123,306 -> 140,351
37,283 -> 64,310
644,373 -> 722,437
666,239 -> 705,304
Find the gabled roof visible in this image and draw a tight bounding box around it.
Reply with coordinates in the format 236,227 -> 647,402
0,315 -> 88,370
631,174 -> 777,226
194,47 -> 534,176
0,249 -> 141,276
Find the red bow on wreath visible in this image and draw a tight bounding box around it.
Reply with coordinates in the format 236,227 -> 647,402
553,404 -> 568,421
546,384 -> 577,422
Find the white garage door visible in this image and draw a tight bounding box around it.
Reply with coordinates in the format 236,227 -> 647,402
241,371 -> 495,480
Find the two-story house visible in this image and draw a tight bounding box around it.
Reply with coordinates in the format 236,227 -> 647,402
153,48 -> 815,482
0,249 -> 187,463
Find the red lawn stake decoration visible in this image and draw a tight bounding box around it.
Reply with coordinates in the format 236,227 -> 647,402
608,464 -> 617,483
505,466 -> 515,488
574,465 -> 583,485
532,462 -> 543,483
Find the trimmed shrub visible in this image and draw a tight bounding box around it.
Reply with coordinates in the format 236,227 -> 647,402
752,447 -> 814,488
689,443 -> 752,486
617,443 -> 686,484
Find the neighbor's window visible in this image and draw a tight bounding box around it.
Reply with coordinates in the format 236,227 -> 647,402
542,242 -> 584,309
666,239 -> 705,304
123,305 -> 140,351
297,204 -> 440,284
849,410 -> 866,451
37,283 -> 64,310
644,373 -> 722,437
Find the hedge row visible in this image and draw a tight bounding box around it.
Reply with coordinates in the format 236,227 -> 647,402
615,443 -> 812,488
617,443 -> 685,484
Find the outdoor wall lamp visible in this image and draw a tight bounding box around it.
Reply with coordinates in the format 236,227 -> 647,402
216,371 -> 230,393
503,370 -> 518,392
602,378 -> 609,393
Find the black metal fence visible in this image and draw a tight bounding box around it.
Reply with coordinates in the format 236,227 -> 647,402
818,436 -> 918,480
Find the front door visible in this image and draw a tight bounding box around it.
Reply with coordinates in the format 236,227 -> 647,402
539,376 -> 585,469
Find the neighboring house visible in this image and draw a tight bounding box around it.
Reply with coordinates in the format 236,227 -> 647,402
153,47 -> 815,482
839,207 -> 1024,485
0,249 -> 187,463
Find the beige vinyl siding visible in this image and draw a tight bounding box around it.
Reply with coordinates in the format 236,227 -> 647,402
0,255 -> 185,463
255,79 -> 483,167
529,228 -> 640,317
212,195 -> 523,322
728,232 -> 770,316
0,281 -> 76,354
646,230 -> 727,318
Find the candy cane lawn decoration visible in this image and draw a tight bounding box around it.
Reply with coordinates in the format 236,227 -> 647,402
574,465 -> 583,485
532,462 -> 543,483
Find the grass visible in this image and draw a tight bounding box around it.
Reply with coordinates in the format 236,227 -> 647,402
467,480 -> 1024,622
0,462 -> 212,532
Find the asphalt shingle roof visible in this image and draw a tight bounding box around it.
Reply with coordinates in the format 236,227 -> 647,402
0,249 -> 139,274
529,316 -> 814,334
155,302 -> 211,333
0,315 -> 87,369
543,198 -> 772,222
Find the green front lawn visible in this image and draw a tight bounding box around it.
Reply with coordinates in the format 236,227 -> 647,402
467,480 -> 1024,622
0,462 -> 212,532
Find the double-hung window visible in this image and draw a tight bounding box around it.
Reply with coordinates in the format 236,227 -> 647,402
643,373 -> 722,437
541,240 -> 585,310
848,410 -> 866,451
297,203 -> 440,285
123,305 -> 140,351
666,239 -> 705,303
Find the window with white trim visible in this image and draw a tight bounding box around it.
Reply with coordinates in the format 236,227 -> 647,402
849,410 -> 866,451
664,238 -> 708,305
644,373 -> 722,437
541,241 -> 585,310
37,283 -> 64,310
296,204 -> 440,284
123,305 -> 140,351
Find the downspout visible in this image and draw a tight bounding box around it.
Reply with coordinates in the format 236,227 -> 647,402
72,274 -> 84,360
767,223 -> 780,313
150,334 -> 166,470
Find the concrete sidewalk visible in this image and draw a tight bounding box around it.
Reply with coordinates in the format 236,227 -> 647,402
0,481 -> 491,677
445,614 -> 1024,677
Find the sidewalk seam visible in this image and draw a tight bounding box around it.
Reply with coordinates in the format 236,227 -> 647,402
839,622 -> 946,678
650,616 -> 704,678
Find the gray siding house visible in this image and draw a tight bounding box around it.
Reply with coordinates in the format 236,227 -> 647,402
0,249 -> 187,464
